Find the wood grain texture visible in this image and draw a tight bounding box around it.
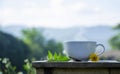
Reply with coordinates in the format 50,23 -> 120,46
36,69 -> 44,74
44,68 -> 53,74
111,69 -> 120,74
33,61 -> 120,74
32,61 -> 120,68
53,68 -> 109,74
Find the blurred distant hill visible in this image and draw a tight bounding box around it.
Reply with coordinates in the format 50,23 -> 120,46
0,25 -> 116,50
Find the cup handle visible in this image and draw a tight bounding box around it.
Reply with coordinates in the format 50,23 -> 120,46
95,44 -> 105,56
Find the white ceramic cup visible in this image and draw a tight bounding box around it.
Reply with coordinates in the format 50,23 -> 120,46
64,41 -> 105,61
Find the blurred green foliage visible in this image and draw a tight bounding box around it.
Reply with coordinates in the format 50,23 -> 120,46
0,28 -> 63,73
0,31 -> 31,71
0,58 -> 36,74
22,28 -> 45,59
47,51 -> 70,62
109,24 -> 120,49
23,59 -> 36,74
22,28 -> 63,60
0,58 -> 16,74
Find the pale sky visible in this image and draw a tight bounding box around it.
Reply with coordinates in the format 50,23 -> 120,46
0,0 -> 120,28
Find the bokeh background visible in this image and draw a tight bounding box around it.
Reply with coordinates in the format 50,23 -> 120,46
0,0 -> 120,74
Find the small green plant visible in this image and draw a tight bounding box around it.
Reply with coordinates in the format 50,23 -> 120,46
0,58 -> 36,74
0,58 -> 17,74
23,59 -> 36,74
47,51 -> 70,61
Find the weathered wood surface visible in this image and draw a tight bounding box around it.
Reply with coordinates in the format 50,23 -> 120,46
53,68 -> 109,74
32,61 -> 120,74
36,69 -> 44,74
32,61 -> 120,68
110,69 -> 120,74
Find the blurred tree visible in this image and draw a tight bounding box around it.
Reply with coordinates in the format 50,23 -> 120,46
109,24 -> 120,49
0,25 -> 2,30
114,24 -> 120,30
46,39 -> 63,54
0,31 -> 31,71
22,28 -> 63,60
22,28 -> 45,59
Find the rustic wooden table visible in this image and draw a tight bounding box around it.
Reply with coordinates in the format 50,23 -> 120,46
32,61 -> 120,74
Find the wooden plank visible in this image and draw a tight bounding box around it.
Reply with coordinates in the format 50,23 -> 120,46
44,68 -> 53,74
36,68 -> 53,74
32,61 -> 120,68
33,61 -> 120,74
111,69 -> 120,74
53,68 -> 109,74
36,69 -> 44,74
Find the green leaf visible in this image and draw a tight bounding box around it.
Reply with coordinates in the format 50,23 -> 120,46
47,51 -> 70,62
53,52 -> 58,60
62,56 -> 70,61
47,51 -> 53,61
